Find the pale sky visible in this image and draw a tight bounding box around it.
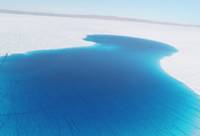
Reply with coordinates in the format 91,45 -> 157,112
0,0 -> 199,24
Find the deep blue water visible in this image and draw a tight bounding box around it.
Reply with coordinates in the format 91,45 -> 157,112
0,35 -> 200,135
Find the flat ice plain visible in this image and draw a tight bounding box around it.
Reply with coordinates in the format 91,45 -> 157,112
0,11 -> 200,95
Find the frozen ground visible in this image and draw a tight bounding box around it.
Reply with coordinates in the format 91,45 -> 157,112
0,12 -> 200,95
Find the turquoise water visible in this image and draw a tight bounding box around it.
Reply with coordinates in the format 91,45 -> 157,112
0,35 -> 200,135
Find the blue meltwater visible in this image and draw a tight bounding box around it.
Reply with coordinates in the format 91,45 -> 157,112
0,35 -> 199,136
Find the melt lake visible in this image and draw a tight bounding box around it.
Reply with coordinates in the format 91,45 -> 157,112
0,35 -> 200,136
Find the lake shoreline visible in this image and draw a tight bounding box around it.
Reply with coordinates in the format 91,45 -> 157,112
0,12 -> 200,96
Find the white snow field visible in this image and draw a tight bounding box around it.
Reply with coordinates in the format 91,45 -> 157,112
0,12 -> 200,95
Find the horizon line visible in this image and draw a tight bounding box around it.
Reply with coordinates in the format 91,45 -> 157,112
0,9 -> 200,28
